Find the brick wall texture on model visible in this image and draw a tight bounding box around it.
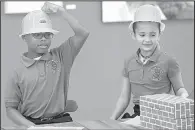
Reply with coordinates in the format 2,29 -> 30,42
140,94 -> 194,130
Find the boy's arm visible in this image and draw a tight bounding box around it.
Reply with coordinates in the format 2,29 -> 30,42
110,77 -> 131,120
5,71 -> 35,128
58,7 -> 90,50
42,2 -> 89,51
6,107 -> 35,128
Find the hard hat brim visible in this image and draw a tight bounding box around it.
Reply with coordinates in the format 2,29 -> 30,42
128,21 -> 165,33
19,28 -> 59,37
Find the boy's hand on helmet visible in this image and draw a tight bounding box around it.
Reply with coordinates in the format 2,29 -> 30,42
41,2 -> 64,14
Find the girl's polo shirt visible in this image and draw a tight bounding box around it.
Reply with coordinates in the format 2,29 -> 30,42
123,46 -> 183,105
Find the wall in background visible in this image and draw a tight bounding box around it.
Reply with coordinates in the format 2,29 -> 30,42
1,2 -> 194,127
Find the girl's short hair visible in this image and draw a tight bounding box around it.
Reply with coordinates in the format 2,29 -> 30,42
133,22 -> 161,34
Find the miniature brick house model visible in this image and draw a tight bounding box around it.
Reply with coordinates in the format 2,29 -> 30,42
140,94 -> 194,130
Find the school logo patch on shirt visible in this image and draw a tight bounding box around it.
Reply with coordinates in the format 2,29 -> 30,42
39,19 -> 47,23
47,60 -> 60,73
150,66 -> 164,81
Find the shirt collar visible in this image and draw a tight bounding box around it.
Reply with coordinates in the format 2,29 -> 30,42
135,45 -> 161,63
21,52 -> 52,68
149,45 -> 162,62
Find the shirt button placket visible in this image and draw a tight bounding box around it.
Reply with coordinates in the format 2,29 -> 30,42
37,61 -> 45,77
40,72 -> 44,77
141,64 -> 144,80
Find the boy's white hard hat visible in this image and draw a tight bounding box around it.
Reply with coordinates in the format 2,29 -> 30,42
128,4 -> 165,33
19,10 -> 59,37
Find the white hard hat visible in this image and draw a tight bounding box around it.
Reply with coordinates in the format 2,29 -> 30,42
128,4 -> 165,33
19,10 -> 59,37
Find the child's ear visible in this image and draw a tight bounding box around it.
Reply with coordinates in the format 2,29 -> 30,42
131,32 -> 136,40
158,31 -> 163,39
22,35 -> 27,42
160,31 -> 163,36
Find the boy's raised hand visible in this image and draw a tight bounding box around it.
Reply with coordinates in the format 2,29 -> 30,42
41,2 -> 64,14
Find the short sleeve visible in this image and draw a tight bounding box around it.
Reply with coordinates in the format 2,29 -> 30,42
51,36 -> 82,67
122,59 -> 129,77
168,57 -> 181,79
4,70 -> 22,108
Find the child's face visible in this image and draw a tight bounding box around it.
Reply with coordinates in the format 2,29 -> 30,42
23,32 -> 53,55
133,22 -> 161,52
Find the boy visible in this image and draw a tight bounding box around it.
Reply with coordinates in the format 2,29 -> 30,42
110,4 -> 189,120
4,2 -> 89,127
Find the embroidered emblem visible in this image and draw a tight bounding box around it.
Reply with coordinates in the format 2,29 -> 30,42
47,60 -> 60,73
39,19 -> 47,23
150,66 -> 164,81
